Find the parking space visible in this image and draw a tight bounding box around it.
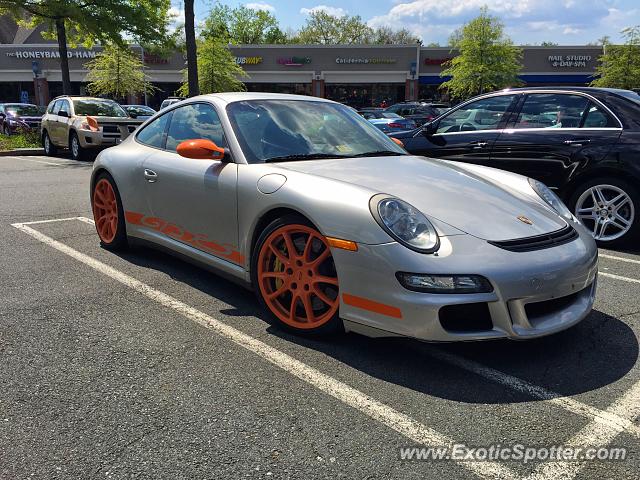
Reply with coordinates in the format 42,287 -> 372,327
1,155 -> 639,479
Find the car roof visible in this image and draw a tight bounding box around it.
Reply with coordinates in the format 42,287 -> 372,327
196,92 -> 337,105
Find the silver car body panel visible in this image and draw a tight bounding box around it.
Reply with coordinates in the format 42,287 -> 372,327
92,92 -> 598,342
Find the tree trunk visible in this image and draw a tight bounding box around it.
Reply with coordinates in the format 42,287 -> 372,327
55,18 -> 72,95
184,0 -> 199,97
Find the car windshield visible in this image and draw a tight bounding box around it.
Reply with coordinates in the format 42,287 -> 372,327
226,99 -> 406,163
381,112 -> 402,119
6,104 -> 40,116
73,99 -> 128,117
613,89 -> 640,106
126,106 -> 155,115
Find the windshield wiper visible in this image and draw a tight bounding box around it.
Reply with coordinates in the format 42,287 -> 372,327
350,150 -> 407,158
265,153 -> 348,163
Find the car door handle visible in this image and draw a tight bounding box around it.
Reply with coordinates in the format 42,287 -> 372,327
144,169 -> 158,183
469,141 -> 489,149
563,139 -> 591,146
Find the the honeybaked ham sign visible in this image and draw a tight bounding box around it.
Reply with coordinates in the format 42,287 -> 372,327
6,49 -> 97,59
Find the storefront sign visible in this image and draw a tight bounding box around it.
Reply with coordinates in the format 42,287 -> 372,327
548,55 -> 592,68
335,57 -> 396,65
277,56 -> 311,66
5,49 -> 97,59
144,53 -> 169,65
235,56 -> 263,65
424,57 -> 452,65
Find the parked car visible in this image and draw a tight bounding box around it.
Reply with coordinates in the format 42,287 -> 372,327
0,103 -> 43,134
385,102 -> 442,126
358,111 -> 417,133
89,92 -> 597,341
122,104 -> 156,120
41,96 -> 144,160
160,97 -> 184,110
391,87 -> 640,246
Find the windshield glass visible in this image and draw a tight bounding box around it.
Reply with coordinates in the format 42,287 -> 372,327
6,104 -> 40,116
614,89 -> 640,105
226,100 -> 406,163
73,99 -> 128,117
126,105 -> 156,116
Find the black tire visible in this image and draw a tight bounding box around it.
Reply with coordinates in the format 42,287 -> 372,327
42,130 -> 57,155
69,131 -> 88,160
568,176 -> 639,248
91,171 -> 128,251
2,123 -> 10,136
251,214 -> 343,336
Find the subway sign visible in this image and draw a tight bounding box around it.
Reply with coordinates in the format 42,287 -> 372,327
235,56 -> 263,65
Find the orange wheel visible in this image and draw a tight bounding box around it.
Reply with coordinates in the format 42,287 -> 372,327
256,223 -> 340,331
93,178 -> 119,243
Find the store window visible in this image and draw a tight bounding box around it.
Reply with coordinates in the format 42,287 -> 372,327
324,84 -> 405,108
245,83 -> 312,96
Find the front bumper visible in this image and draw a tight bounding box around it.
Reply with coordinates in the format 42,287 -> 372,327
334,224 -> 598,342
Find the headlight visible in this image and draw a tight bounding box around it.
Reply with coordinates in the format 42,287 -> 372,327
528,178 -> 574,221
370,195 -> 439,253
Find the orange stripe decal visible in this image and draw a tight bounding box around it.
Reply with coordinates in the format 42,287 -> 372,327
342,293 -> 402,319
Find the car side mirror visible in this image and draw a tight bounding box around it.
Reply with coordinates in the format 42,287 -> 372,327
177,139 -> 228,162
128,112 -> 137,119
422,121 -> 437,136
58,110 -> 69,118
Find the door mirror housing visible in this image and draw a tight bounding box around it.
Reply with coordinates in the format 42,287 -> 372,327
177,139 -> 228,161
422,121 -> 437,136
128,112 -> 137,119
58,110 -> 69,118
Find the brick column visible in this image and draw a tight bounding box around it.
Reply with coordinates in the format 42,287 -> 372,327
405,79 -> 418,102
312,78 -> 325,98
33,78 -> 50,107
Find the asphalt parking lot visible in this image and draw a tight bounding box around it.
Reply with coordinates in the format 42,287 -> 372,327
1,154 -> 639,479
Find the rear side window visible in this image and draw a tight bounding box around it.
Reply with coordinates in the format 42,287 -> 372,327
582,102 -> 618,128
512,94 -> 589,129
165,103 -> 226,152
136,112 -> 170,148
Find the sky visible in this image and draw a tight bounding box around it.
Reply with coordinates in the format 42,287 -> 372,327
171,0 -> 640,45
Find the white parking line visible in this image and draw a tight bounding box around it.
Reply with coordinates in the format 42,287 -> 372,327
10,156 -> 66,166
11,220 -> 516,480
599,253 -> 640,266
599,272 -> 640,284
16,216 -> 87,226
524,379 -> 640,480
430,349 -> 640,441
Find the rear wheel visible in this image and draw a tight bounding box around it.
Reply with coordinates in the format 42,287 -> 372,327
92,172 -> 128,251
42,131 -> 57,156
69,131 -> 88,160
569,177 -> 639,247
252,215 -> 342,335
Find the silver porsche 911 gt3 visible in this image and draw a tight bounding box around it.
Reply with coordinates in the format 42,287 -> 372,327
90,92 -> 598,341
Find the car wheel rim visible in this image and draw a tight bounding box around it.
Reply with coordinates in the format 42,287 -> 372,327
71,137 -> 79,157
575,184 -> 635,242
257,224 -> 339,329
92,179 -> 118,243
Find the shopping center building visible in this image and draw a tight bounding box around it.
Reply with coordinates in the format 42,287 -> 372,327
0,18 -> 604,108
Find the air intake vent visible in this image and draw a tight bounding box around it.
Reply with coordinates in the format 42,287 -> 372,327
488,224 -> 578,252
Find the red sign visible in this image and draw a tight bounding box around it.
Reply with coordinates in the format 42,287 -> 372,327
424,57 -> 453,65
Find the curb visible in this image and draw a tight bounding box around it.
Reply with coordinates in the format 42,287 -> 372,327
0,148 -> 45,156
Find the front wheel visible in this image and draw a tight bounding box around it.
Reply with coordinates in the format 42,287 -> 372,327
251,215 -> 342,335
569,177 -> 639,247
92,172 -> 128,251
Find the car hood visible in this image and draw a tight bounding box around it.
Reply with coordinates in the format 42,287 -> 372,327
277,155 -> 567,241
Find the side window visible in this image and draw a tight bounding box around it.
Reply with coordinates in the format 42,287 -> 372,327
46,101 -> 56,114
165,103 -> 226,152
136,112 -> 170,148
512,94 -> 589,129
436,95 -> 516,133
58,100 -> 70,116
50,100 -> 62,115
582,102 -> 618,128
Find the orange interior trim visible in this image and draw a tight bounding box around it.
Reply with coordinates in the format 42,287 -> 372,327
342,293 -> 402,319
326,237 -> 358,251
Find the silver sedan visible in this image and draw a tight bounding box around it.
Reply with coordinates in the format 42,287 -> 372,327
90,93 -> 598,341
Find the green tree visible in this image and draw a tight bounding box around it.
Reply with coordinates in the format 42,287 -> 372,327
372,26 -> 421,45
540,41 -> 558,46
177,36 -> 246,96
202,3 -> 286,44
0,0 -> 172,95
85,44 -> 157,101
295,11 -> 373,44
441,8 -> 522,98
591,26 -> 640,90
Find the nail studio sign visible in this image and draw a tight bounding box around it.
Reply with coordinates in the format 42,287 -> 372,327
6,49 -> 97,59
277,56 -> 312,66
548,55 -> 592,68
